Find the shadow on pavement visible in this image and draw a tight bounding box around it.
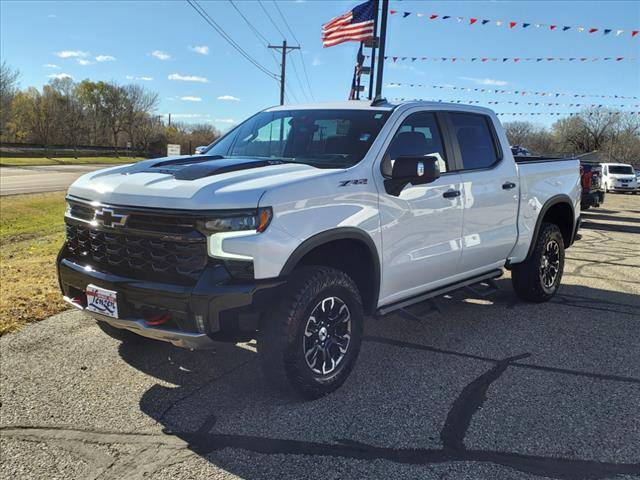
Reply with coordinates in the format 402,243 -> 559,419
118,279 -> 640,480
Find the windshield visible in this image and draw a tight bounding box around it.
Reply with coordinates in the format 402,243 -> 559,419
204,109 -> 391,168
609,165 -> 634,175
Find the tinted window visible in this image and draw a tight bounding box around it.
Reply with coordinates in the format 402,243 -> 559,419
450,113 -> 499,170
206,109 -> 390,168
384,112 -> 449,175
609,165 -> 634,175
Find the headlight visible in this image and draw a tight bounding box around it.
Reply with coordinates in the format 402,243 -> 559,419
202,207 -> 272,233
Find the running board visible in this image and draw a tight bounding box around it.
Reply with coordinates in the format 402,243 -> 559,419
376,269 -> 503,316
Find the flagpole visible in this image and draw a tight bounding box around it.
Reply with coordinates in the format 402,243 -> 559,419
374,0 -> 389,99
368,0 -> 379,100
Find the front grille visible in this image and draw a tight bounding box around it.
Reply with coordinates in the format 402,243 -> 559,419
65,201 -> 209,284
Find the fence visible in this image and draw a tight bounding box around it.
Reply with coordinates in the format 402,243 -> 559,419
0,142 -> 147,158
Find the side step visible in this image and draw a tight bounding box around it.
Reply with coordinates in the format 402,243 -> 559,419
376,269 -> 503,317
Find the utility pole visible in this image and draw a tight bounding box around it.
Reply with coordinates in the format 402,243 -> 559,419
368,0 -> 380,100
268,40 -> 300,105
374,0 -> 389,100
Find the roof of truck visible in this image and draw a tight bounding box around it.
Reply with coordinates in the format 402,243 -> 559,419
265,100 -> 496,116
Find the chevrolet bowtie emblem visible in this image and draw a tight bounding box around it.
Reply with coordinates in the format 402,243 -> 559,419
94,208 -> 128,228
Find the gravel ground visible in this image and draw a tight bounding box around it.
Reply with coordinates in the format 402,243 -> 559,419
1,193 -> 639,480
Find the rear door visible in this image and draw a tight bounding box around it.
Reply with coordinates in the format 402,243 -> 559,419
376,110 -> 464,305
447,112 -> 519,272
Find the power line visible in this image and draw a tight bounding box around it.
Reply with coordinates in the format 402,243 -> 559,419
271,0 -> 315,101
187,0 -> 278,81
258,0 -> 287,39
227,0 -> 282,76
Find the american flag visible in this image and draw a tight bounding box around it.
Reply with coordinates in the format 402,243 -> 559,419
322,0 -> 376,48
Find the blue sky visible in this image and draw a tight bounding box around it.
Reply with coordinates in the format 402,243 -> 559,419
1,0 -> 638,129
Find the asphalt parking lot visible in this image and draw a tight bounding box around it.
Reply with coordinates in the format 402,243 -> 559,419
1,193 -> 639,480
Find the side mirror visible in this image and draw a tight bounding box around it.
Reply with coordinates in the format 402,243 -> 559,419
384,155 -> 441,196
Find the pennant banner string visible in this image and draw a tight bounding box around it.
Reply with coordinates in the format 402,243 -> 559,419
388,9 -> 639,39
385,82 -> 639,100
368,55 -> 636,63
386,98 -> 639,108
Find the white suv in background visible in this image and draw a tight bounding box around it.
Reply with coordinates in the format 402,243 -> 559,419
601,163 -> 638,193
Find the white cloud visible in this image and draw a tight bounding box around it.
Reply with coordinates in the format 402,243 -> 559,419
217,95 -> 240,101
55,50 -> 90,58
215,118 -> 236,124
48,73 -> 73,80
43,64 -> 61,69
77,58 -> 93,66
180,96 -> 202,102
151,50 -> 171,60
312,56 -> 322,67
168,73 -> 209,83
95,55 -> 116,62
189,45 -> 209,55
161,113 -> 204,119
126,75 -> 154,81
460,76 -> 509,86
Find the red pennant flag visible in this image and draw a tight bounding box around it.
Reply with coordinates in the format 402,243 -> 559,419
390,9 -> 397,15
509,21 -> 517,28
469,18 -> 477,25
430,14 -> 439,20
589,28 -> 598,33
481,57 -> 488,62
514,58 -> 520,62
549,25 -> 557,31
632,30 -> 639,37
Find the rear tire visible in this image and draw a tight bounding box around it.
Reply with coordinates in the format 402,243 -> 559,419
511,223 -> 565,303
258,266 -> 363,400
96,320 -> 148,343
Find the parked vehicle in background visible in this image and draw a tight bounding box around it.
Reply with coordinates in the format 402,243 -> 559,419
57,101 -> 581,399
601,163 -> 638,193
194,145 -> 208,155
510,145 -> 532,157
580,162 -> 605,209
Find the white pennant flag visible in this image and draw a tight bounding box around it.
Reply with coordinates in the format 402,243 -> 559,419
457,16 -> 464,22
577,26 -> 585,32
616,29 -> 624,36
496,20 -> 503,26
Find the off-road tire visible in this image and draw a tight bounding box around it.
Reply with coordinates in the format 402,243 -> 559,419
511,222 -> 565,303
258,266 -> 364,400
96,320 -> 148,343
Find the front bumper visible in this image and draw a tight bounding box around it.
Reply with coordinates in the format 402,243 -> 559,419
57,249 -> 285,349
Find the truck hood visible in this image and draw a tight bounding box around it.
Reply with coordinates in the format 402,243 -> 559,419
67,155 -> 341,209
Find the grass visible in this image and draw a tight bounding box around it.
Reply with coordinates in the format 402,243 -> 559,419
0,156 -> 146,167
0,192 -> 67,335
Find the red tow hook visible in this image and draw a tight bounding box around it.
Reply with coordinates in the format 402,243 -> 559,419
144,312 -> 171,326
71,295 -> 87,307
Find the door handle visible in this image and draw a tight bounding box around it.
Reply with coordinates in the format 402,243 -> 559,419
502,182 -> 517,190
443,189 -> 461,199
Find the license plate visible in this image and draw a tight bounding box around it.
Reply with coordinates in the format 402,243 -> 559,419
86,284 -> 119,318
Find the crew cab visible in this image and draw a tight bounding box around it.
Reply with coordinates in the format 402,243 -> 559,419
57,101 -> 581,399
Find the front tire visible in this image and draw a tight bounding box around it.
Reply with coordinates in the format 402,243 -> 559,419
258,266 -> 363,400
511,223 -> 565,303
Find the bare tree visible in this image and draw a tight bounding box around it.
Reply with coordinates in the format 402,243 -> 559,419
122,84 -> 159,150
0,61 -> 20,139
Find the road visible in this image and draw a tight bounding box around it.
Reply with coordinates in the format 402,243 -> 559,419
0,164 -> 122,196
1,194 -> 639,480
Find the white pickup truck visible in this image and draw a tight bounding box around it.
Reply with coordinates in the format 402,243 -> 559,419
58,100 -> 581,398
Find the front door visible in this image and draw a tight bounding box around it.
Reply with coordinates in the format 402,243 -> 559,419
377,111 -> 464,306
